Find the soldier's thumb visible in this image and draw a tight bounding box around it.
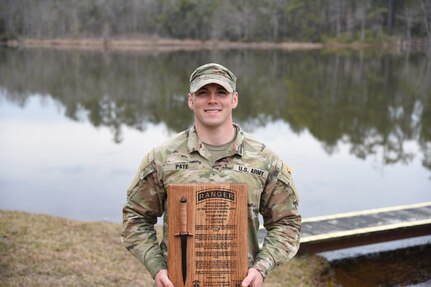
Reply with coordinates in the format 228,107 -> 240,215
161,279 -> 174,287
241,273 -> 253,287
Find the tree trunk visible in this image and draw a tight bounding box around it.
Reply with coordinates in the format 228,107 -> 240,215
272,13 -> 279,41
421,0 -> 431,40
336,0 -> 342,36
361,0 -> 366,41
387,0 -> 394,34
406,9 -> 412,41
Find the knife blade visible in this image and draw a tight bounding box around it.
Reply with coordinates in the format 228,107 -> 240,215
177,196 -> 191,285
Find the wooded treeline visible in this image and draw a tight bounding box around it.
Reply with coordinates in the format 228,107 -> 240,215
1,0 -> 431,43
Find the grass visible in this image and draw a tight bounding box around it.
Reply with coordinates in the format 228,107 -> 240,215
0,210 -> 333,286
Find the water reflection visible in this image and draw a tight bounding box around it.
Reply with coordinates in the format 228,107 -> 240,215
0,47 -> 430,222
1,48 -> 430,170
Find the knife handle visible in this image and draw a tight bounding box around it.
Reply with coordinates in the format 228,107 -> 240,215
180,196 -> 187,235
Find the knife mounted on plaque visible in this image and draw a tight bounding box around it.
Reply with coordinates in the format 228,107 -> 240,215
168,183 -> 248,287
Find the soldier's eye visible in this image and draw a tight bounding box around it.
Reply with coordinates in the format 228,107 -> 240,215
196,91 -> 208,97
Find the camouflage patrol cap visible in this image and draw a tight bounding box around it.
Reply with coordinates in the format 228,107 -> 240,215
189,63 -> 236,93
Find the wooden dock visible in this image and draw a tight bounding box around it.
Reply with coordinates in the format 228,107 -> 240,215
258,202 -> 431,255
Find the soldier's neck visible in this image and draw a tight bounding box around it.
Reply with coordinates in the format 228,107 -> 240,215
195,122 -> 236,146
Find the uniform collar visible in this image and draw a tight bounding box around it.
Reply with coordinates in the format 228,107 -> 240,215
187,123 -> 245,158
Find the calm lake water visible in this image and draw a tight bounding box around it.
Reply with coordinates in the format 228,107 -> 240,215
0,47 -> 430,224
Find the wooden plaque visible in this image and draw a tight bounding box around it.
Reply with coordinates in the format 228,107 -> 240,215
167,183 -> 248,287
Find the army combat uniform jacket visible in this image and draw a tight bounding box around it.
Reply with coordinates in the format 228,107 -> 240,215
122,124 -> 301,279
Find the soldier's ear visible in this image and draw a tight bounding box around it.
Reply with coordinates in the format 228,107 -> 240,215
188,93 -> 194,110
232,92 -> 239,109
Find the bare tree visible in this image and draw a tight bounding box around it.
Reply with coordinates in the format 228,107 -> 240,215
360,0 -> 367,41
420,0 -> 431,43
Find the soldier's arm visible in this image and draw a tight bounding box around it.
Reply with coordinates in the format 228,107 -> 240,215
122,151 -> 167,278
253,159 -> 301,279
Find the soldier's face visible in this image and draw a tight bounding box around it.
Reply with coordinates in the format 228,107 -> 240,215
188,83 -> 238,130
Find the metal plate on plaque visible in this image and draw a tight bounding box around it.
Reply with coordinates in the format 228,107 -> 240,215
167,183 -> 248,287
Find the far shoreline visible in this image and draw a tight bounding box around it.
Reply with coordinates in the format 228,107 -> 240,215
2,37 -> 384,52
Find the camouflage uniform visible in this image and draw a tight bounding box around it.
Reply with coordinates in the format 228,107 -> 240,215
122,124 -> 301,280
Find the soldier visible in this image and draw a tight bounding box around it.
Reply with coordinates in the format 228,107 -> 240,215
122,63 -> 301,287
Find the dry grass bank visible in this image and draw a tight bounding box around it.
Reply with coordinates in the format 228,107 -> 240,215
0,210 -> 333,286
0,210 -> 152,286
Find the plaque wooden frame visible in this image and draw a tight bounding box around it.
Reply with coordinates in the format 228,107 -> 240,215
167,183 -> 248,287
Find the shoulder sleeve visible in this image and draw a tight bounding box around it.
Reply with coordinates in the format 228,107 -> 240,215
122,149 -> 167,278
127,149 -> 156,196
254,158 -> 301,279
276,161 -> 300,204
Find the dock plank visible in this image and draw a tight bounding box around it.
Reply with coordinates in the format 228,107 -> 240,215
257,202 -> 431,255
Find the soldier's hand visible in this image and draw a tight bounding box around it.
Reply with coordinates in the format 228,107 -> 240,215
154,269 -> 173,287
241,268 -> 263,287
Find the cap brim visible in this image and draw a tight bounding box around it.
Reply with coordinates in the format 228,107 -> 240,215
190,78 -> 234,93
